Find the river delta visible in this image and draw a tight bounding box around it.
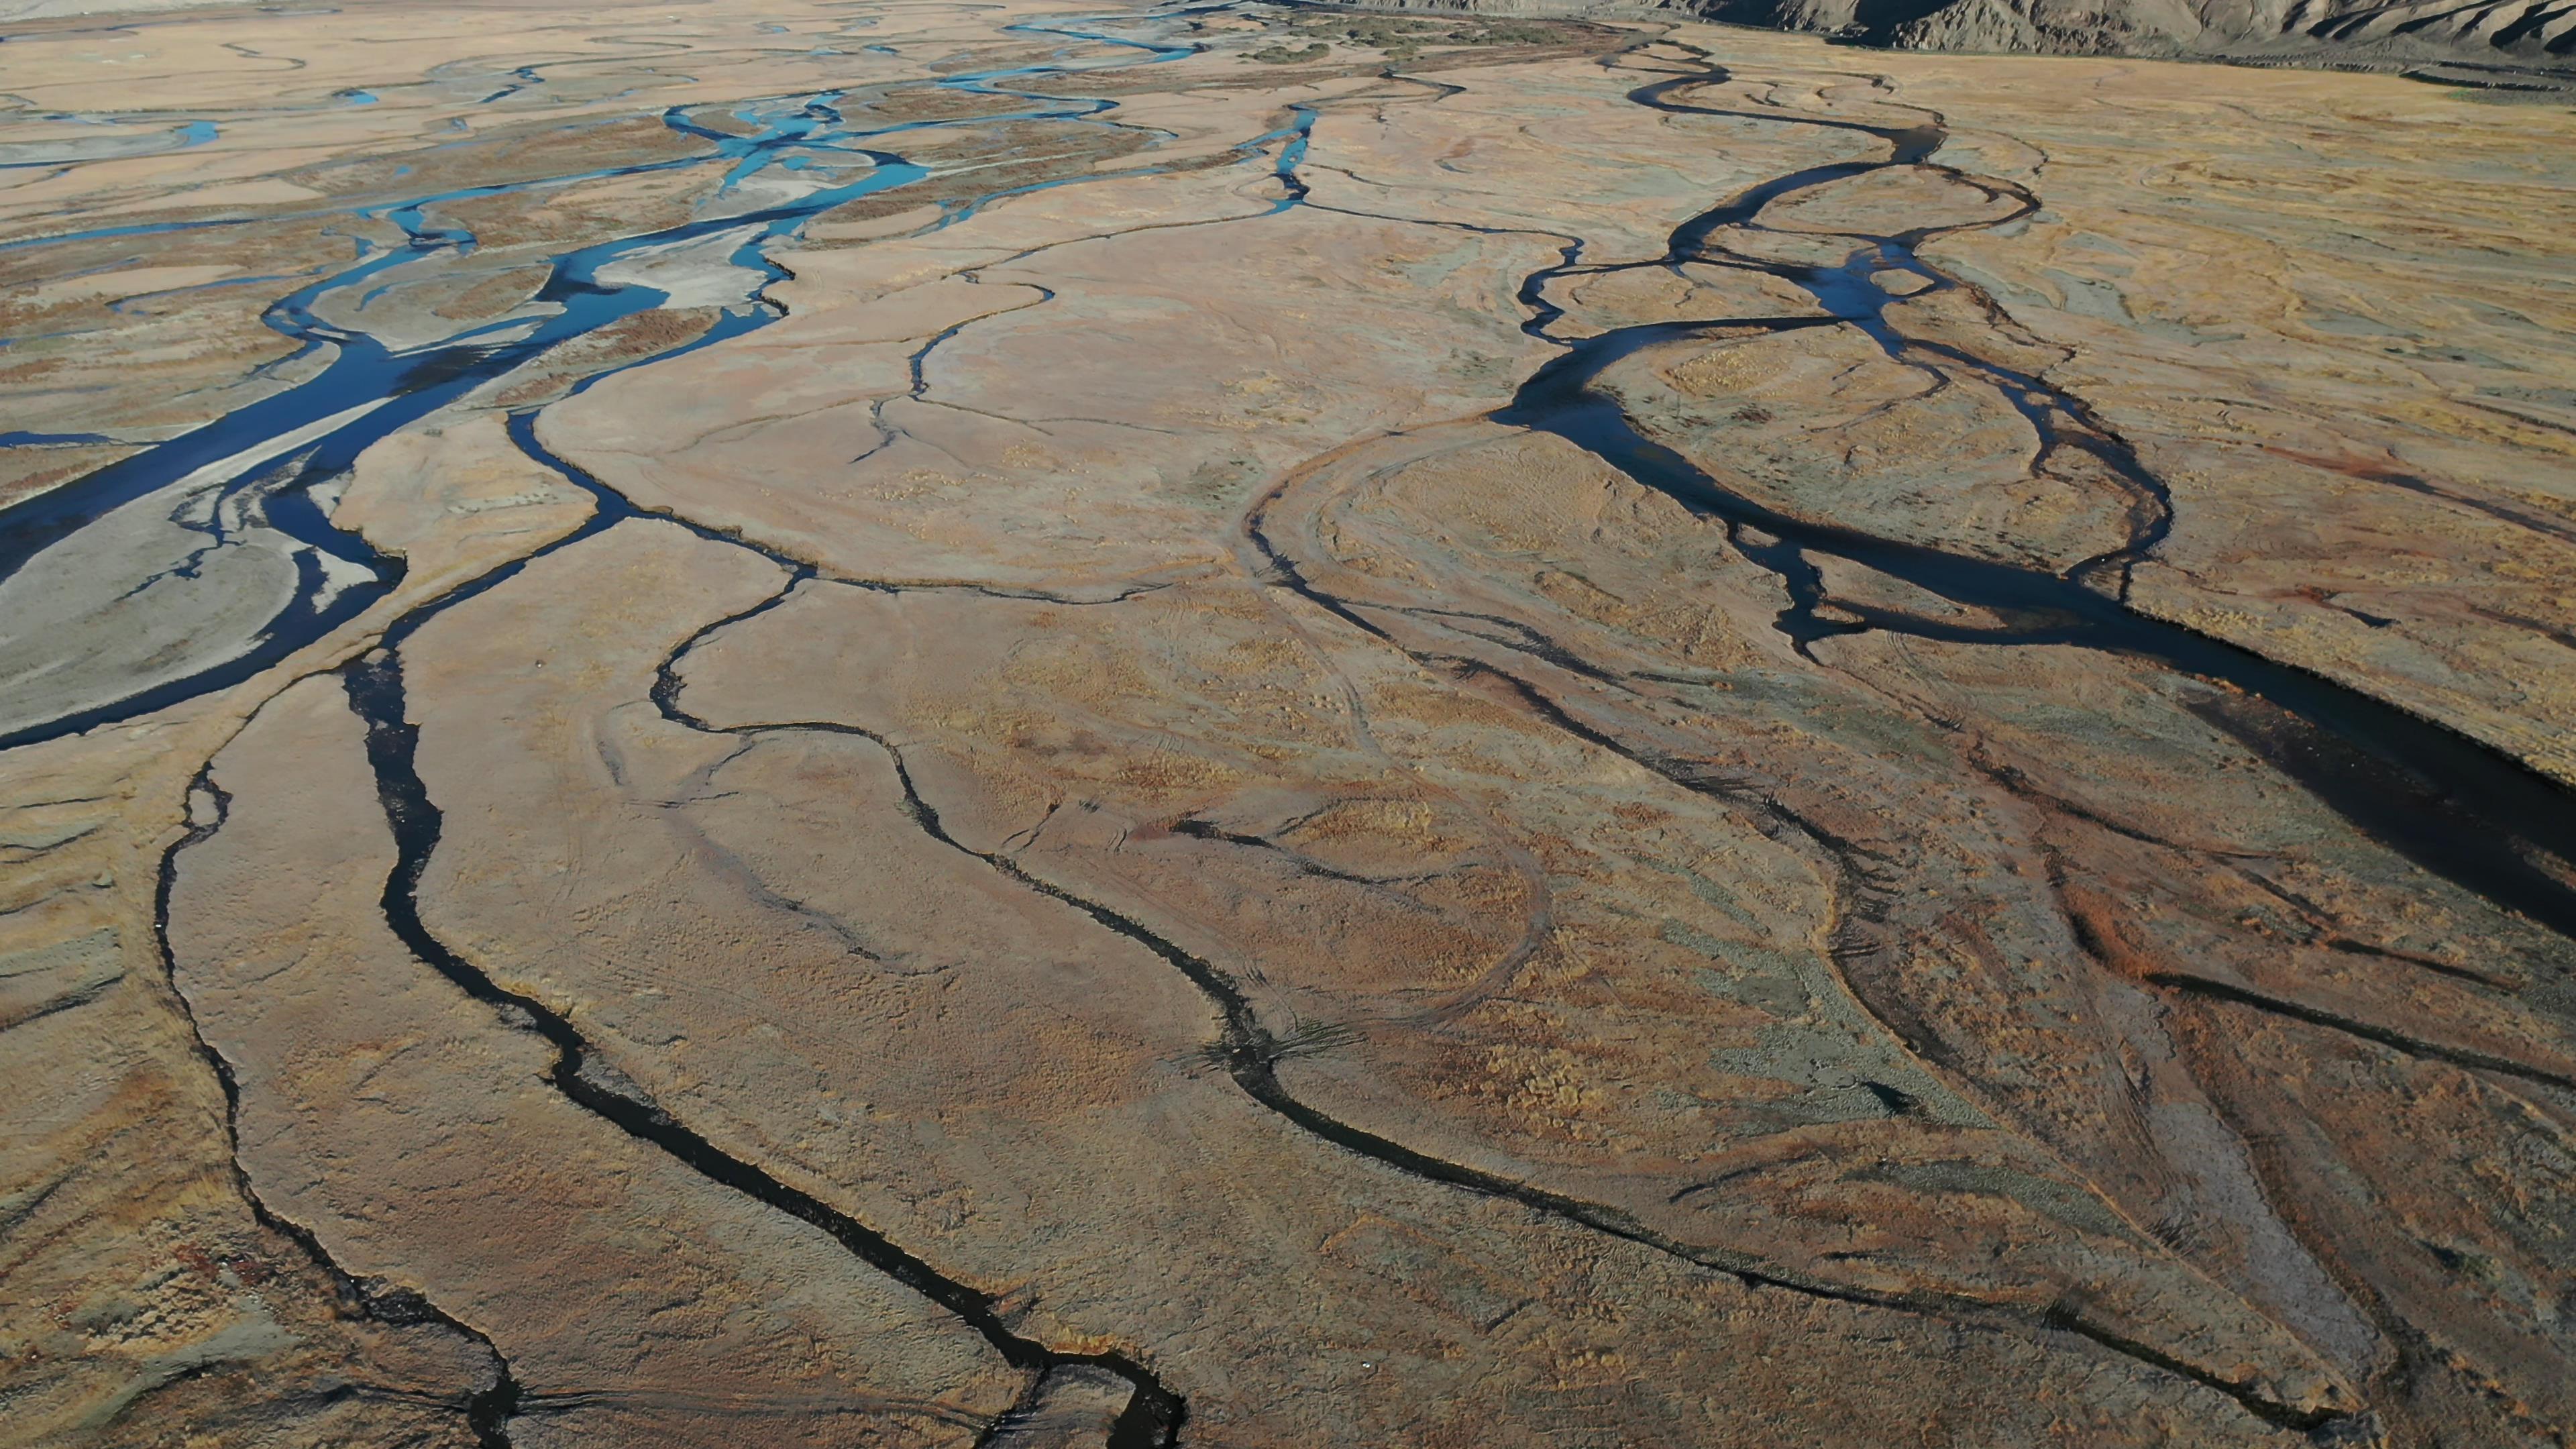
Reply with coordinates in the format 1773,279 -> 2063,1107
3,1 -> 2573,1446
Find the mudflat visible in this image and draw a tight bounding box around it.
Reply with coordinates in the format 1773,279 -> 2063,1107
2,3 -> 2571,1446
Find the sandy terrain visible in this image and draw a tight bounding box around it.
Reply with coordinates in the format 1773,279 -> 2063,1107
1,2 -> 2570,1446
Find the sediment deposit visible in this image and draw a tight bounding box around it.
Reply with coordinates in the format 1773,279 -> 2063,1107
3,3 -> 2571,1446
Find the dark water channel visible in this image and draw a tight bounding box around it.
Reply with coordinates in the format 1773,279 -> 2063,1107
1489,53 -> 2576,943
0,9 -> 1222,751
28,15 -> 2576,1444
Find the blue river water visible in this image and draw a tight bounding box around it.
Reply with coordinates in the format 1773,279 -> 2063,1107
0,8 -> 1302,750
0,115 -> 219,170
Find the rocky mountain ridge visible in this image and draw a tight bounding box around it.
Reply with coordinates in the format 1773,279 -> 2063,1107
1330,0 -> 2576,81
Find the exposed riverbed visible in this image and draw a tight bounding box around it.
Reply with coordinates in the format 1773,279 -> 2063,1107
5,4 -> 2573,1446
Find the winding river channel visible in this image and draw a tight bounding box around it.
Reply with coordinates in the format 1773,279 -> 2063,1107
0,7 -> 1219,750
1491,44 -> 2576,948
9,6 -> 2576,1444
44,10 -> 1285,1445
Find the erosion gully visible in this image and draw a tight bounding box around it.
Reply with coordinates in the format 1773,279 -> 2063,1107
0,5 -> 1203,749
15,6 -> 2569,1446
119,9 -> 1219,1446
1267,35 -> 2576,1434
1492,44 -> 2576,946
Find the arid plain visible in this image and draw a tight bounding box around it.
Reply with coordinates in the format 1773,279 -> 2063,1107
3,1 -> 2573,1446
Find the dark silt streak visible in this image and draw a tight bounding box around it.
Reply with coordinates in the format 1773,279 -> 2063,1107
0,429 -> 117,446
645,649 -> 2347,1433
91,15 -> 1260,1444
0,7 -> 1209,755
342,652 -> 1185,1449
154,767 -> 525,1448
1503,347 -> 2576,938
722,42 -> 2302,1430
266,19 -> 1246,1426
1479,45 -> 2576,943
1620,55 -> 2176,601
76,15 -> 2561,1445
0,131 -> 929,749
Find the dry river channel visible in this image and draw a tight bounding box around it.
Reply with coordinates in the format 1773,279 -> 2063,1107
4,3 -> 2573,1447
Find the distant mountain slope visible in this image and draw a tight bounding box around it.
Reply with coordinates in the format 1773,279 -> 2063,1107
1768,0 -> 2575,66
1340,0 -> 2576,78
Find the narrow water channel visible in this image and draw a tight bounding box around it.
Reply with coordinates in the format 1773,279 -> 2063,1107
0,9 -> 1214,749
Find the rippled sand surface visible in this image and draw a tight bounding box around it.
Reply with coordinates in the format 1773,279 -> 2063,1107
3,3 -> 2571,1446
